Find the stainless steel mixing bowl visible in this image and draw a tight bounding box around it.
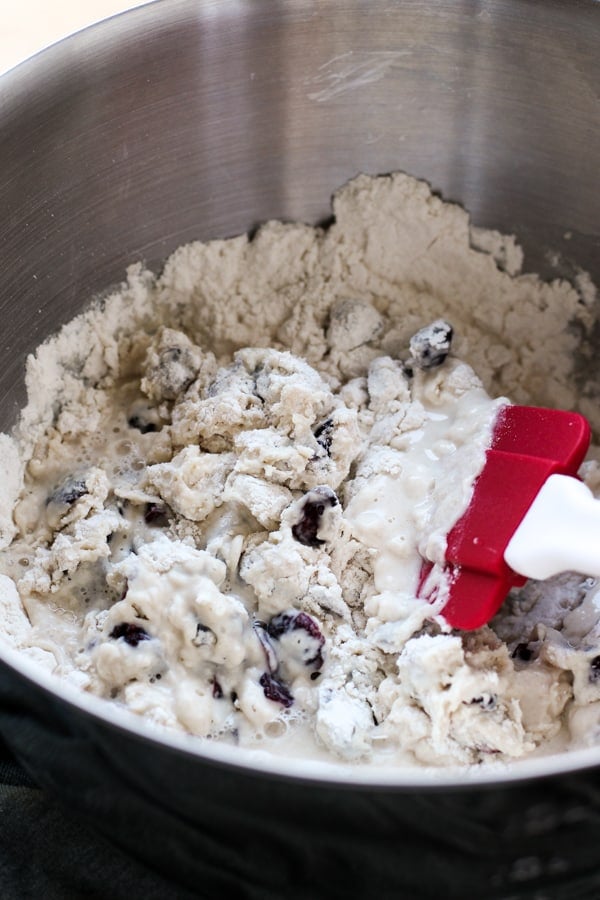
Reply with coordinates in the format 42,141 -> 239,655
0,1 -> 599,896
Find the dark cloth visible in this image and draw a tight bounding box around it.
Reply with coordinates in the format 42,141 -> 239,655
0,735 -> 196,900
3,687 -> 600,900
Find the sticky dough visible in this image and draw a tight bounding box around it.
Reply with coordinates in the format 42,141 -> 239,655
0,172 -> 599,768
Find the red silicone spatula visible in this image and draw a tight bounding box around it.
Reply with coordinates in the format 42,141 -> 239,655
419,405 -> 592,631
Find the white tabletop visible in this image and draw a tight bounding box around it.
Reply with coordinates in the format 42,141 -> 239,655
1,0 -> 151,76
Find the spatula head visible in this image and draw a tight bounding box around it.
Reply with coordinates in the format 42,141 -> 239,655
421,405 -> 591,630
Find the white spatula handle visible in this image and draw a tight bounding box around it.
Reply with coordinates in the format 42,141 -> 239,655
505,474 -> 600,580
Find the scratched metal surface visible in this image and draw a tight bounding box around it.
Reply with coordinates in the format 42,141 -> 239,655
0,0 -> 598,425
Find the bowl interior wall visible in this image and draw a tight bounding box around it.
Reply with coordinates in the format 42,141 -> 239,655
0,0 -> 598,428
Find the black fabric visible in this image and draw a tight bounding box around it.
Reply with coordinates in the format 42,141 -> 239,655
0,732 -> 34,787
2,741 -> 600,900
0,742 -> 198,899
3,665 -> 600,900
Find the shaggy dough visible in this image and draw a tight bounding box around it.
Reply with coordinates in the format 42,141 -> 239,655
0,172 -> 598,768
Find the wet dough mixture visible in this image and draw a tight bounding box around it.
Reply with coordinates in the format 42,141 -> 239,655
1,172 -> 600,768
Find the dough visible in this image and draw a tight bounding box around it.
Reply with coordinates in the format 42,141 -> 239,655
0,172 -> 598,768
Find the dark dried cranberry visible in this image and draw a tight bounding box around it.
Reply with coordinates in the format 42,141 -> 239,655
267,613 -> 295,640
259,672 -> 294,708
193,623 -> 216,648
144,503 -> 169,527
590,656 -> 600,684
409,320 -> 453,369
295,611 -> 323,643
253,622 -> 278,673
49,479 -> 88,506
211,677 -> 223,699
470,694 -> 497,710
512,643 -> 533,662
475,745 -> 501,755
267,611 -> 320,642
109,622 -> 150,647
291,486 -> 338,548
128,415 -> 158,434
314,418 -> 334,455
292,505 -> 325,547
267,610 -> 325,669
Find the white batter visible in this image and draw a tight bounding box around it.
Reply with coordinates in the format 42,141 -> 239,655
0,172 -> 598,768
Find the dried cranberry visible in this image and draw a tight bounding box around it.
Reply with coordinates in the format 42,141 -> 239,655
109,622 -> 150,647
470,694 -> 497,710
128,415 -> 158,434
259,672 -> 294,708
49,479 -> 88,506
512,643 -> 533,662
409,320 -> 453,369
144,503 -> 169,527
314,418 -> 334,455
266,613 -> 292,640
291,486 -> 338,548
590,656 -> 600,684
267,610 -> 325,669
253,622 -> 278,673
193,623 -> 216,648
211,677 -> 223,699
